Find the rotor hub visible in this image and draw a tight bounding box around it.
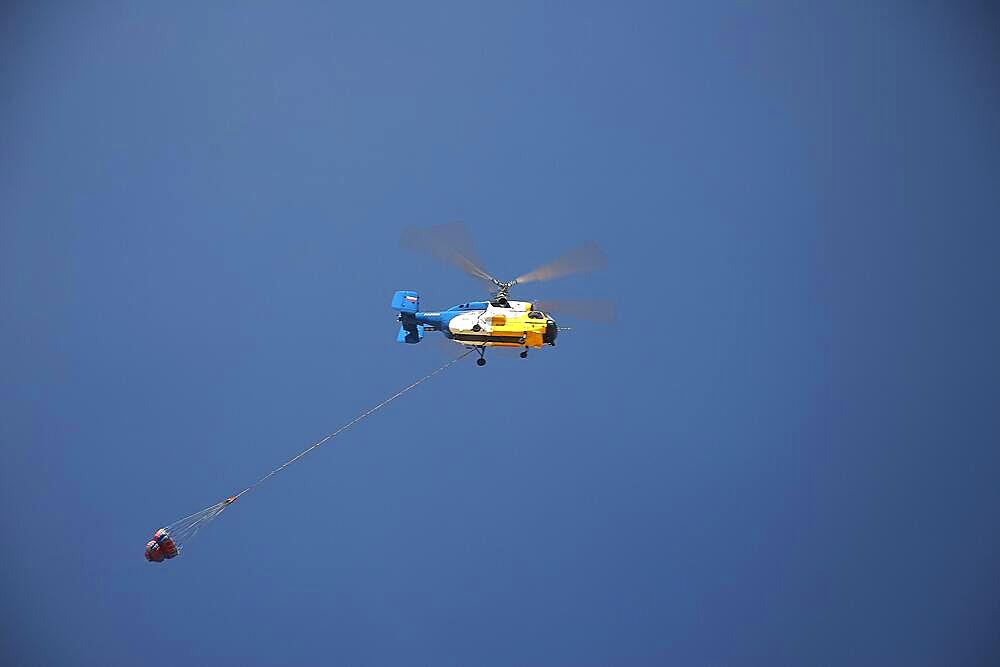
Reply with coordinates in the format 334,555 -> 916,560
492,279 -> 518,298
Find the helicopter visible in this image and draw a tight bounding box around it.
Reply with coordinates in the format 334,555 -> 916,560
391,222 -> 612,366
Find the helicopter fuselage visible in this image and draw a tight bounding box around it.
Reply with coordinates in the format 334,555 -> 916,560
422,299 -> 557,348
392,292 -> 556,349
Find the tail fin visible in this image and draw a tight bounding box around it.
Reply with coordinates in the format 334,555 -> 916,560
396,322 -> 424,344
391,290 -> 423,343
391,290 -> 420,313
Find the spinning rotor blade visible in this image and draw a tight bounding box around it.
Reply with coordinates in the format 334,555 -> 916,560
532,298 -> 617,324
401,222 -> 498,285
514,241 -> 607,286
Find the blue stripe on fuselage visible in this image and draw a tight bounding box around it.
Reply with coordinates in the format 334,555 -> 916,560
414,310 -> 459,329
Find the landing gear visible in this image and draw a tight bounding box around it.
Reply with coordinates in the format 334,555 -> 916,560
474,346 -> 487,366
477,358 -> 486,366
520,349 -> 528,359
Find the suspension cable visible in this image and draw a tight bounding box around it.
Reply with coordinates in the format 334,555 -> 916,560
150,349 -> 473,556
233,348 -> 472,500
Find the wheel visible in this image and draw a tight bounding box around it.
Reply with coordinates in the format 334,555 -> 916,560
519,350 -> 528,359
476,357 -> 486,366
472,324 -> 481,332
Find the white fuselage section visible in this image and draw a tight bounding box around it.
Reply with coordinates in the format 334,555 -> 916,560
446,301 -> 530,337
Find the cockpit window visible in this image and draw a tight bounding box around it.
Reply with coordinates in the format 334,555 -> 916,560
528,311 -> 544,319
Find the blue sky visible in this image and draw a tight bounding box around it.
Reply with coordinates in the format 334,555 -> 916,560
2,2 -> 999,665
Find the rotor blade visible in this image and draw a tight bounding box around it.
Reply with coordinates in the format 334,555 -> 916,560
532,298 -> 617,324
514,241 -> 607,285
401,222 -> 498,285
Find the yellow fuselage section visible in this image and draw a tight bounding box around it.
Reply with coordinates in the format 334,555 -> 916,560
445,301 -> 553,348
485,310 -> 547,348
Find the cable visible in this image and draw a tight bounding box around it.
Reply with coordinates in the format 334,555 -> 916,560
233,348 -> 473,500
151,348 -> 474,557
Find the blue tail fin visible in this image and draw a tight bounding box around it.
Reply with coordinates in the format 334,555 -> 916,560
392,291 -> 423,343
396,322 -> 424,344
391,290 -> 420,313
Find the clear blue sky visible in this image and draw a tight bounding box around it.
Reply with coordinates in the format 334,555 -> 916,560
2,2 -> 999,665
